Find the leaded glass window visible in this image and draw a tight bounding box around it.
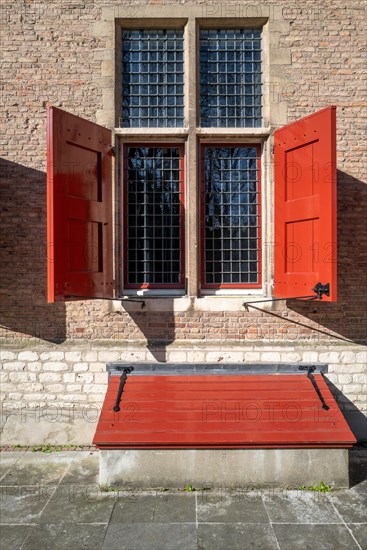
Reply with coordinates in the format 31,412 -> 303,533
200,29 -> 262,128
202,146 -> 261,286
126,145 -> 185,287
120,23 -> 264,292
121,29 -> 184,128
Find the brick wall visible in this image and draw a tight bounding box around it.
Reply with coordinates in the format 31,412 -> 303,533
0,1 -> 366,440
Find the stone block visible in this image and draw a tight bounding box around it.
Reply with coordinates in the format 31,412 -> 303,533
82,351 -> 98,362
76,373 -> 94,384
205,352 -> 244,363
260,352 -> 281,362
356,352 -> 367,364
65,351 -> 82,362
39,373 -> 62,383
353,374 -> 367,383
84,384 -> 106,394
2,362 -> 25,371
319,352 -> 340,363
18,351 -> 39,361
167,351 -> 188,362
0,351 -> 16,361
43,362 -> 69,372
301,352 -> 319,363
8,372 -> 34,382
98,351 -> 121,362
270,49 -> 292,65
92,21 -> 113,39
340,351 -> 356,363
0,413 -> 97,445
40,351 -> 64,361
73,362 -> 89,372
63,373 -> 76,383
338,374 -> 352,384
99,448 -> 350,489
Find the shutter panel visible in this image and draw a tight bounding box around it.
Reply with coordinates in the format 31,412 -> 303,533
274,106 -> 337,301
47,107 -> 113,302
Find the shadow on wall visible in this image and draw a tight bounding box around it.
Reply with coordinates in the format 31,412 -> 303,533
323,377 -> 367,488
122,299 -> 177,362
324,377 -> 367,442
1,161 -> 366,347
288,170 -> 367,344
123,170 -> 367,348
0,158 -> 66,342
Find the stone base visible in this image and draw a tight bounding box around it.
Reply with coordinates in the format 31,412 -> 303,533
0,413 -> 97,446
99,448 -> 350,489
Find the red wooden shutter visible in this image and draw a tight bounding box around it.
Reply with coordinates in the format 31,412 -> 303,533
47,107 -> 113,302
274,106 -> 337,301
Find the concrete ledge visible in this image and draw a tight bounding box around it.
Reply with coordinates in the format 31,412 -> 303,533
99,448 -> 349,489
0,413 -> 97,446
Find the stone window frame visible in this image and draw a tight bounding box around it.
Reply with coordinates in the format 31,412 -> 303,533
93,4 -> 291,309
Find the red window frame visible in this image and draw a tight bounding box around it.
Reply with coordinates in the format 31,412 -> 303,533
200,143 -> 262,290
123,143 -> 186,290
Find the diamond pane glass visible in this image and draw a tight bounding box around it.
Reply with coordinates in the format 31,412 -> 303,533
200,29 -> 262,127
126,146 -> 184,286
121,30 -> 184,128
203,146 -> 260,285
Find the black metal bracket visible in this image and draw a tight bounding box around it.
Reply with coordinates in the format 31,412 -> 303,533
298,365 -> 316,374
243,283 -> 331,309
299,365 -> 329,410
243,295 -> 317,308
112,366 -> 134,412
312,282 -> 330,300
110,146 -> 116,157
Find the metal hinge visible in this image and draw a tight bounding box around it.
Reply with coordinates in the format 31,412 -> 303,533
312,282 -> 330,299
299,365 -> 329,410
113,367 -> 134,412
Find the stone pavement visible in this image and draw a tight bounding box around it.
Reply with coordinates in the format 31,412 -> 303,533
0,449 -> 366,550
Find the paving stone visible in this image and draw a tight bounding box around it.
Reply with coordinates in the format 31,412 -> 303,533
0,525 -> 33,548
0,451 -> 26,481
22,523 -> 107,550
109,494 -> 156,523
153,493 -> 196,523
110,492 -> 196,524
39,484 -> 115,524
197,523 -> 278,550
328,490 -> 367,523
0,450 -> 365,549
347,523 -> 367,549
0,485 -> 57,523
273,524 -> 360,550
263,491 -> 342,524
102,522 -> 197,550
351,479 -> 367,495
197,491 -> 269,523
1,452 -> 76,486
59,451 -> 99,484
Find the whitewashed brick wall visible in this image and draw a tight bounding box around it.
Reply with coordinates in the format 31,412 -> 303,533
1,343 -> 366,412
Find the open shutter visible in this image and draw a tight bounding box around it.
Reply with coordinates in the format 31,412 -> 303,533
274,106 -> 337,301
47,107 -> 113,302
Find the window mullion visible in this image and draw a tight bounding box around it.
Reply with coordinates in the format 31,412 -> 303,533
186,18 -> 199,296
